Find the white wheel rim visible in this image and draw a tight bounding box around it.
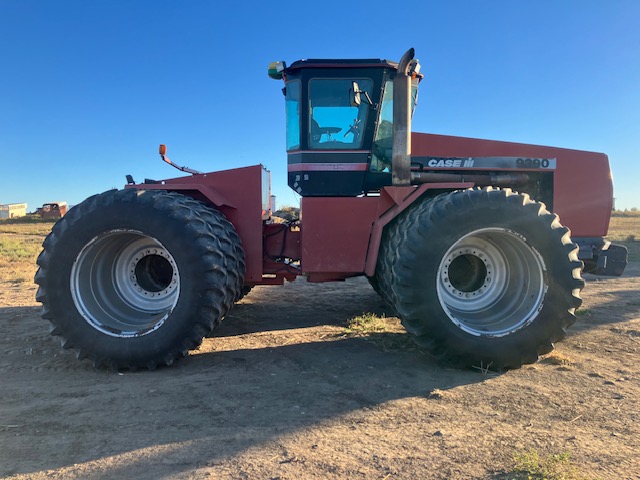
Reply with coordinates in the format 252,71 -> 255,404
436,228 -> 547,337
71,229 -> 180,337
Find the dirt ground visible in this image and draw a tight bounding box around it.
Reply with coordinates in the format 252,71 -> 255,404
1,234 -> 639,479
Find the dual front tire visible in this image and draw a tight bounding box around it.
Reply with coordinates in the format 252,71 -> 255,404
375,187 -> 585,370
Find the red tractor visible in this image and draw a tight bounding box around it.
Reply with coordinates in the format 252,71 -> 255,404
36,202 -> 68,220
35,49 -> 627,370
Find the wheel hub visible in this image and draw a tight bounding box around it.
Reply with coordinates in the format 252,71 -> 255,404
443,251 -> 491,296
71,230 -> 180,337
120,246 -> 178,305
436,228 -> 546,337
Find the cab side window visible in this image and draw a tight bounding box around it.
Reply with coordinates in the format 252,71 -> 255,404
285,81 -> 301,151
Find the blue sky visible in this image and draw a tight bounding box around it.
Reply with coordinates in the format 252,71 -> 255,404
1,1 -> 639,212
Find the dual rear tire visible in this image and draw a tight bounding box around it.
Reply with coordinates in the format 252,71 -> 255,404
35,189 -> 245,370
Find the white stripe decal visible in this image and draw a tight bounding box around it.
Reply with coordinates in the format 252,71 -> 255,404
288,163 -> 369,172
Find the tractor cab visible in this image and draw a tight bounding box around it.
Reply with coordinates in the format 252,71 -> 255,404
269,56 -> 422,196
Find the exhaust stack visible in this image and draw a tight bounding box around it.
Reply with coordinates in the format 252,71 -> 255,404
392,49 -> 419,186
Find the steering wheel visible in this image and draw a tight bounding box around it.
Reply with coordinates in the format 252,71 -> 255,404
344,118 -> 362,139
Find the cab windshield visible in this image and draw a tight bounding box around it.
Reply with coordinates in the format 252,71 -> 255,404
370,80 -> 419,172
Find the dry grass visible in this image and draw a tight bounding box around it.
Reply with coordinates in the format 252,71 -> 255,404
0,225 -> 52,236
0,223 -> 48,283
611,210 -> 640,217
344,313 -> 416,352
607,212 -> 640,242
345,312 -> 393,334
427,388 -> 456,400
541,351 -> 575,367
0,218 -> 56,236
0,219 -> 54,284
510,449 -> 596,480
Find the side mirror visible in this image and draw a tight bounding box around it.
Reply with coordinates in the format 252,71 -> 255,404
350,81 -> 361,107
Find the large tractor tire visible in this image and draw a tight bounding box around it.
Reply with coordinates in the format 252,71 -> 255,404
376,187 -> 585,370
34,189 -> 245,370
178,195 -> 246,304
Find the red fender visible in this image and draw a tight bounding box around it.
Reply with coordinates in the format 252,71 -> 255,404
364,183 -> 473,277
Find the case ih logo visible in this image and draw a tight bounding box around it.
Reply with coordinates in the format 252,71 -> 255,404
416,156 -> 557,170
427,158 -> 475,168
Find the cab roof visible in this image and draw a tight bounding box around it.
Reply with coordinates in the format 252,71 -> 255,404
286,58 -> 398,71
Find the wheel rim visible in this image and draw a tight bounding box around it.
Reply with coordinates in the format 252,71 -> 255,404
71,230 -> 180,337
436,228 -> 546,337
